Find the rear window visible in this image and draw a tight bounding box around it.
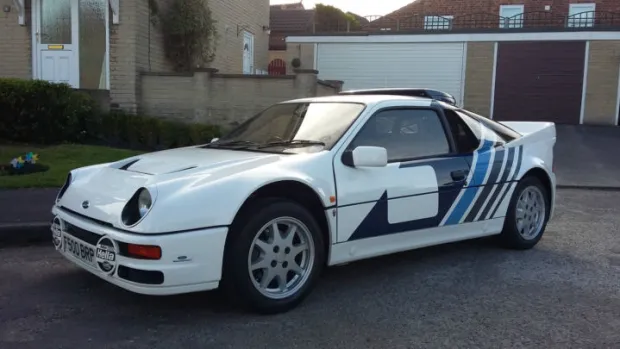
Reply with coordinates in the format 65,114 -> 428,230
457,109 -> 522,142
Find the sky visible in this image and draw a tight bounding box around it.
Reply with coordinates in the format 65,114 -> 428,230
269,0 -> 414,17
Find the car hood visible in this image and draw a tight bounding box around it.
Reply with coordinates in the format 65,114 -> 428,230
58,147 -> 284,226
115,146 -> 281,175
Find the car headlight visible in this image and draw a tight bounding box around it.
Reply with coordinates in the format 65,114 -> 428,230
121,187 -> 154,226
137,188 -> 152,217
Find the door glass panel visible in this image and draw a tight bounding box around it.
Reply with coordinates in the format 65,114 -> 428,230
79,0 -> 107,89
40,0 -> 72,44
349,109 -> 451,162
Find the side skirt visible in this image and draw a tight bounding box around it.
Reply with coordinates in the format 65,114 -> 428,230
328,218 -> 504,266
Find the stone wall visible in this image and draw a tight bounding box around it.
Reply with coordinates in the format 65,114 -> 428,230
140,69 -> 342,127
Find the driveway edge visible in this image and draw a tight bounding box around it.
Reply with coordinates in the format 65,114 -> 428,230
0,222 -> 50,247
556,185 -> 620,191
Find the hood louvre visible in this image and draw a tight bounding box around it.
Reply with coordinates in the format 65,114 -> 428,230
119,159 -> 140,170
165,166 -> 198,174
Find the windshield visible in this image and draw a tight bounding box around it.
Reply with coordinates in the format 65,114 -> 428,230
209,102 -> 366,153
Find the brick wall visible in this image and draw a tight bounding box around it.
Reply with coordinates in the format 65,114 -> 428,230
463,42 -> 495,116
583,40 -> 620,125
285,43 -> 315,70
136,0 -> 172,73
0,0 -> 31,79
109,1 -> 140,112
209,0 -> 270,74
267,44 -> 315,75
140,69 -> 340,127
389,0 -> 620,18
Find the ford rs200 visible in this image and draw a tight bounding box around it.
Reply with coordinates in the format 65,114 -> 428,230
51,94 -> 556,314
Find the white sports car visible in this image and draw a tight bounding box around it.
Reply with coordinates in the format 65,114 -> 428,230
50,94 -> 556,314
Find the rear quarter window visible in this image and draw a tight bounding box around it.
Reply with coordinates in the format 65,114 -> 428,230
457,110 -> 522,142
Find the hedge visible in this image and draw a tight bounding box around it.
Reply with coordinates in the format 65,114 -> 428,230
0,78 -> 221,150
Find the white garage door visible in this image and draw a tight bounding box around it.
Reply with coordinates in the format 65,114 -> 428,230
316,42 -> 466,105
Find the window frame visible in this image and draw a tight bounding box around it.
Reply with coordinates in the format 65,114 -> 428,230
455,108 -> 522,142
499,4 -> 525,28
423,15 -> 454,30
443,109 -> 481,154
342,105 -> 459,165
568,3 -> 596,28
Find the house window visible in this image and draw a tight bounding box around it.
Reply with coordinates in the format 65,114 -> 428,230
568,3 -> 596,28
424,15 -> 452,30
499,4 -> 524,28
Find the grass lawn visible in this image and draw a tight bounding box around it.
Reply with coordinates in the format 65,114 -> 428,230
0,144 -> 143,189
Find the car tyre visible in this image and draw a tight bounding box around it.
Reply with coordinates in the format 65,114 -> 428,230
498,176 -> 550,250
221,198 -> 326,314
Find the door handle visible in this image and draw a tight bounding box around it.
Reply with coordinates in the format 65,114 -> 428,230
450,169 -> 468,182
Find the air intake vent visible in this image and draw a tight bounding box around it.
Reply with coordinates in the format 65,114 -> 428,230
119,159 -> 140,170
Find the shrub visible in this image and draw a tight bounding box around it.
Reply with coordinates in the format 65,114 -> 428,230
0,78 -> 100,144
0,78 -> 221,151
97,111 -> 221,151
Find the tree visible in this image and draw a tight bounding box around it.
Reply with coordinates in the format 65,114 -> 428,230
314,3 -> 362,32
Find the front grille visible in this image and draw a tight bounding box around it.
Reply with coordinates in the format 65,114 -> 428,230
64,222 -> 101,245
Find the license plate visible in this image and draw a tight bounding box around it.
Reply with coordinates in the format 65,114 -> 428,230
63,234 -> 96,267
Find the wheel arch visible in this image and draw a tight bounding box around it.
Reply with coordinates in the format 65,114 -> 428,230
520,167 -> 554,213
226,180 -> 332,264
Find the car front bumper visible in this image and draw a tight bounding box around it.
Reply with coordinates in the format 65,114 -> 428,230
51,206 -> 228,295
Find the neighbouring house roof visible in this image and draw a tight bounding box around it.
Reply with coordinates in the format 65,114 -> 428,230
269,6 -> 369,50
383,0 -> 430,18
270,8 -> 316,32
270,8 -> 316,50
270,1 -> 305,11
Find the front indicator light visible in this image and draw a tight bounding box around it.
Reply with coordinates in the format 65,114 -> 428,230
127,244 -> 162,260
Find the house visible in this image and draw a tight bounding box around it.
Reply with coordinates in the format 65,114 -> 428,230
268,3 -> 316,74
0,0 -> 270,112
271,1 -> 305,11
384,0 -> 620,28
285,0 -> 620,126
267,2 -> 369,75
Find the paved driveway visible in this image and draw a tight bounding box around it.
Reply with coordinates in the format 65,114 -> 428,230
1,189 -> 619,349
554,125 -> 620,188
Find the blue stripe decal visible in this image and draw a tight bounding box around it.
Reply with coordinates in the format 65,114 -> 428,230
442,140 -> 494,226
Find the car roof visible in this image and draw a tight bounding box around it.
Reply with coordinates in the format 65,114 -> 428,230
341,88 -> 432,92
340,88 -> 449,95
281,94 -> 434,106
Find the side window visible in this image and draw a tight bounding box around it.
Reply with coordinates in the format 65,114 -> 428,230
349,108 -> 451,162
457,109 -> 520,142
444,109 -> 480,153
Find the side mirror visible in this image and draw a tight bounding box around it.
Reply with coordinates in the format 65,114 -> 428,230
211,138 -> 219,143
342,146 -> 388,168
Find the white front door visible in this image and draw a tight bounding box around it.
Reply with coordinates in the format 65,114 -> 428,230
34,0 -> 79,87
242,31 -> 254,74
332,106 -> 471,244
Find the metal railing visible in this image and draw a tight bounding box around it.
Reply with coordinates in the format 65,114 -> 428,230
307,11 -> 620,34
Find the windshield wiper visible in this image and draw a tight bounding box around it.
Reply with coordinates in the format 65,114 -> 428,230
202,140 -> 260,149
257,140 -> 326,149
